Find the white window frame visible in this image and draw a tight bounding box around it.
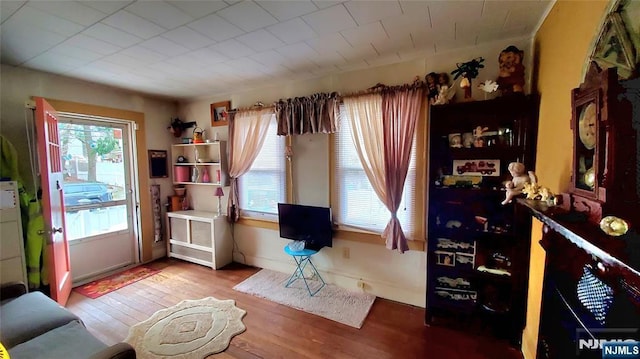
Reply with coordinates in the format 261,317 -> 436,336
238,116 -> 286,220
333,109 -> 418,238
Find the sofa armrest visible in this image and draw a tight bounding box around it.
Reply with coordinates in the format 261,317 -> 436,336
88,342 -> 136,359
0,281 -> 27,300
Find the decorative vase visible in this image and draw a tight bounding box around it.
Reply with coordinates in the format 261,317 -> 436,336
191,167 -> 199,183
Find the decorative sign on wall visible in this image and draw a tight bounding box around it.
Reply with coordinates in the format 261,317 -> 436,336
148,150 -> 168,178
150,184 -> 162,242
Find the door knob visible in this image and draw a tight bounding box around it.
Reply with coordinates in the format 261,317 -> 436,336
38,227 -> 63,244
38,227 -> 63,235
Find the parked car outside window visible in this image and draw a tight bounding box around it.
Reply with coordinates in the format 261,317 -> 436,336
63,182 -> 112,206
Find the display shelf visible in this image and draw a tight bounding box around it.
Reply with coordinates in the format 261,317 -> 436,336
171,141 -> 228,186
173,181 -> 222,186
174,162 -> 221,166
445,146 -> 526,160
425,95 -> 539,347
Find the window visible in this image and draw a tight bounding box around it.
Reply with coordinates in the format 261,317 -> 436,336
333,109 -> 418,238
238,115 -> 286,217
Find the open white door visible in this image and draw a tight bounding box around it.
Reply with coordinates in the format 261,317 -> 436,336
35,97 -> 72,305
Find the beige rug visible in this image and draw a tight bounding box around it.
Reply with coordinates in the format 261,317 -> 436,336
125,297 -> 246,359
233,269 -> 375,328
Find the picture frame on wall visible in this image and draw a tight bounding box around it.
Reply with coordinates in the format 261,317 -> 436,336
211,101 -> 231,127
592,12 -> 636,80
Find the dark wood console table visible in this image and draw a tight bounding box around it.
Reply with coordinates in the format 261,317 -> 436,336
517,198 -> 640,358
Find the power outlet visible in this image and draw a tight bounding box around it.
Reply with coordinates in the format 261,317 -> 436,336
342,247 -> 350,259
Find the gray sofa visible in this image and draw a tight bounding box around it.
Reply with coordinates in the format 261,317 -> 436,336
0,282 -> 135,359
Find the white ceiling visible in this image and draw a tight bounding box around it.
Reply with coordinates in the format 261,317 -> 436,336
1,0 -> 552,101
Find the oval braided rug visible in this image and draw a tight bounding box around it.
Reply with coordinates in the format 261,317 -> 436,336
125,297 -> 246,359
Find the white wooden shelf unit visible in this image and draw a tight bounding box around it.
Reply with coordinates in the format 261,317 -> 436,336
0,181 -> 27,285
171,141 -> 228,186
166,210 -> 232,269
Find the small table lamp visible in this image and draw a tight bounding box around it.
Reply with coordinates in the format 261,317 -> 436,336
215,187 -> 224,217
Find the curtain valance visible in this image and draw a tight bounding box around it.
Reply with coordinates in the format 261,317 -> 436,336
275,92 -> 340,136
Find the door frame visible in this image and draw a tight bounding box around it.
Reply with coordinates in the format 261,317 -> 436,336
41,99 -> 155,262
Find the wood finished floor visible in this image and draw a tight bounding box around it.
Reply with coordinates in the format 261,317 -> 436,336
66,259 -> 523,359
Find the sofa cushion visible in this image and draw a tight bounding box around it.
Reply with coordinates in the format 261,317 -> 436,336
8,320 -> 108,359
0,291 -> 80,348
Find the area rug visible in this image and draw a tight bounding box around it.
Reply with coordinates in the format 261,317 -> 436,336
74,266 -> 160,299
125,297 -> 246,359
233,269 -> 375,328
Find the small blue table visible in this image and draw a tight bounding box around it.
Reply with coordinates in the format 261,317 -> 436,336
283,245 -> 325,296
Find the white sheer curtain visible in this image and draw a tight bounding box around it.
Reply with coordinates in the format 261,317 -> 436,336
227,108 -> 274,222
342,94 -> 386,203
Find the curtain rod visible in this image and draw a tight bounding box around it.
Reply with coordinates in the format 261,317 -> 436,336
227,76 -> 426,109
228,103 -> 275,114
342,77 -> 427,100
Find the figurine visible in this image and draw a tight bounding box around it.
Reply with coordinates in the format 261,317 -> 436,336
434,72 -> 455,105
462,132 -> 474,148
460,75 -> 472,100
426,72 -> 439,104
473,126 -> 489,147
478,80 -> 499,93
538,187 -> 553,202
496,45 -> 525,95
522,181 -> 554,203
478,80 -> 499,100
501,162 -> 536,205
449,133 -> 462,148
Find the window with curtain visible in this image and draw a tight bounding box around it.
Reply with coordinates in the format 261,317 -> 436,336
238,116 -> 286,217
333,107 -> 417,237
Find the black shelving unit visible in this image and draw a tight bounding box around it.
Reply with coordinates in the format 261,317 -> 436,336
425,95 -> 540,346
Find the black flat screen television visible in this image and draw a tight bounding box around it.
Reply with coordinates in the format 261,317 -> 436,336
277,203 -> 332,251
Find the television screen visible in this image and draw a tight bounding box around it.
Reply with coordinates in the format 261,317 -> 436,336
277,203 -> 332,251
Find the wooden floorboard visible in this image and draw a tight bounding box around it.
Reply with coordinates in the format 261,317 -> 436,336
66,258 -> 523,359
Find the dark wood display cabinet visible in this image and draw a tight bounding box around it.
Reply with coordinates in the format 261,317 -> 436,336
425,94 -> 540,346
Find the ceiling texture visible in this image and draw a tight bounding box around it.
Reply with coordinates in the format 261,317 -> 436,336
0,0 -> 552,101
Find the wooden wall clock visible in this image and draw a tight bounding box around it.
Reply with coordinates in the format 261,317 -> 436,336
569,62 -> 638,226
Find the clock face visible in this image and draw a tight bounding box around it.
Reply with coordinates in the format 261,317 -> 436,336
578,102 -> 597,150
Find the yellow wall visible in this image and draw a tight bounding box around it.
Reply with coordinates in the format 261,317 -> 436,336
522,2 -> 609,358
